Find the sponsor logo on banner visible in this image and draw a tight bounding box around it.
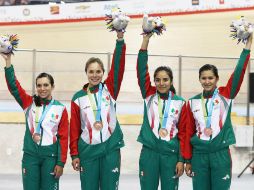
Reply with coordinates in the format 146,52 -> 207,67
1,0 -> 254,23
23,8 -> 30,16
192,0 -> 199,5
50,5 -> 60,15
75,5 -> 90,13
104,4 -> 119,11
219,0 -> 224,4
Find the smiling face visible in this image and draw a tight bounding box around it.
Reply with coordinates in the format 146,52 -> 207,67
36,77 -> 54,100
86,62 -> 104,87
199,70 -> 219,92
154,70 -> 172,94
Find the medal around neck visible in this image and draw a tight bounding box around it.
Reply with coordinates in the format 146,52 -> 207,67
204,128 -> 213,137
32,133 -> 41,143
142,14 -> 166,35
201,88 -> 218,138
0,34 -> 19,54
33,99 -> 54,144
230,16 -> 253,44
158,92 -> 172,138
105,7 -> 130,32
88,83 -> 104,131
93,121 -> 103,131
159,128 -> 168,138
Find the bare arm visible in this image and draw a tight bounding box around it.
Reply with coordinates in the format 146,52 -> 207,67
1,53 -> 12,68
2,53 -> 33,109
104,31 -> 126,100
245,33 -> 253,50
141,33 -> 153,50
219,33 -> 252,99
137,33 -> 156,99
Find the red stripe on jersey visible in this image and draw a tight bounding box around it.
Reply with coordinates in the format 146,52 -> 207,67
150,105 -> 155,130
219,53 -> 250,99
70,101 -> 81,157
84,113 -> 93,144
105,42 -> 126,100
184,101 -> 196,159
57,108 -> 69,164
232,54 -> 250,98
28,110 -> 34,134
107,110 -> 112,134
170,124 -> 174,139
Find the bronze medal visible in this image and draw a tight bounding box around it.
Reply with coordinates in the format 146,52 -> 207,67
32,133 -> 41,143
159,128 -> 168,138
93,121 -> 103,131
204,128 -> 213,137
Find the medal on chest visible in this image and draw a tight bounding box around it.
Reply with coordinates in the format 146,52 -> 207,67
33,99 -> 54,143
204,128 -> 213,136
158,92 -> 172,138
201,89 -> 218,137
88,84 -> 103,131
93,121 -> 103,131
159,128 -> 168,138
32,133 -> 41,143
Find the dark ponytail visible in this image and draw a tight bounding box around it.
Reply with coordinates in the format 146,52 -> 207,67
33,95 -> 41,107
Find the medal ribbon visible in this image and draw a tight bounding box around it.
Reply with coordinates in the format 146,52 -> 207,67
201,88 -> 218,129
158,91 -> 172,129
35,99 -> 54,134
87,83 -> 103,122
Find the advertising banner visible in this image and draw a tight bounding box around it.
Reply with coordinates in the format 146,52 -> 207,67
0,0 -> 253,24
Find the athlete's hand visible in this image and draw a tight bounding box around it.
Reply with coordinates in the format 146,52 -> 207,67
0,53 -> 11,68
175,162 -> 184,177
185,163 -> 192,177
143,33 -> 153,41
54,165 -> 63,178
245,33 -> 253,50
72,158 -> 80,171
117,31 -> 124,40
141,33 -> 153,50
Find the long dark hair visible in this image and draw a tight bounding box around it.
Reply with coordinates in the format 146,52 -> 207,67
33,73 -> 54,106
199,64 -> 219,79
154,66 -> 176,94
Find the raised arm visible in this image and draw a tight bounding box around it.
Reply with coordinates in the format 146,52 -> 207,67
219,34 -> 252,99
136,34 -> 156,99
104,31 -> 126,100
2,53 -> 32,109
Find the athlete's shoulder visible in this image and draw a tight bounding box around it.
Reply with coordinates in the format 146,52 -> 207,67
72,89 -> 87,101
189,93 -> 202,100
172,94 -> 185,102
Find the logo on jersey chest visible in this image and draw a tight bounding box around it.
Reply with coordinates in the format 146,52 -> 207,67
49,113 -> 59,124
213,98 -> 220,106
170,108 -> 179,115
